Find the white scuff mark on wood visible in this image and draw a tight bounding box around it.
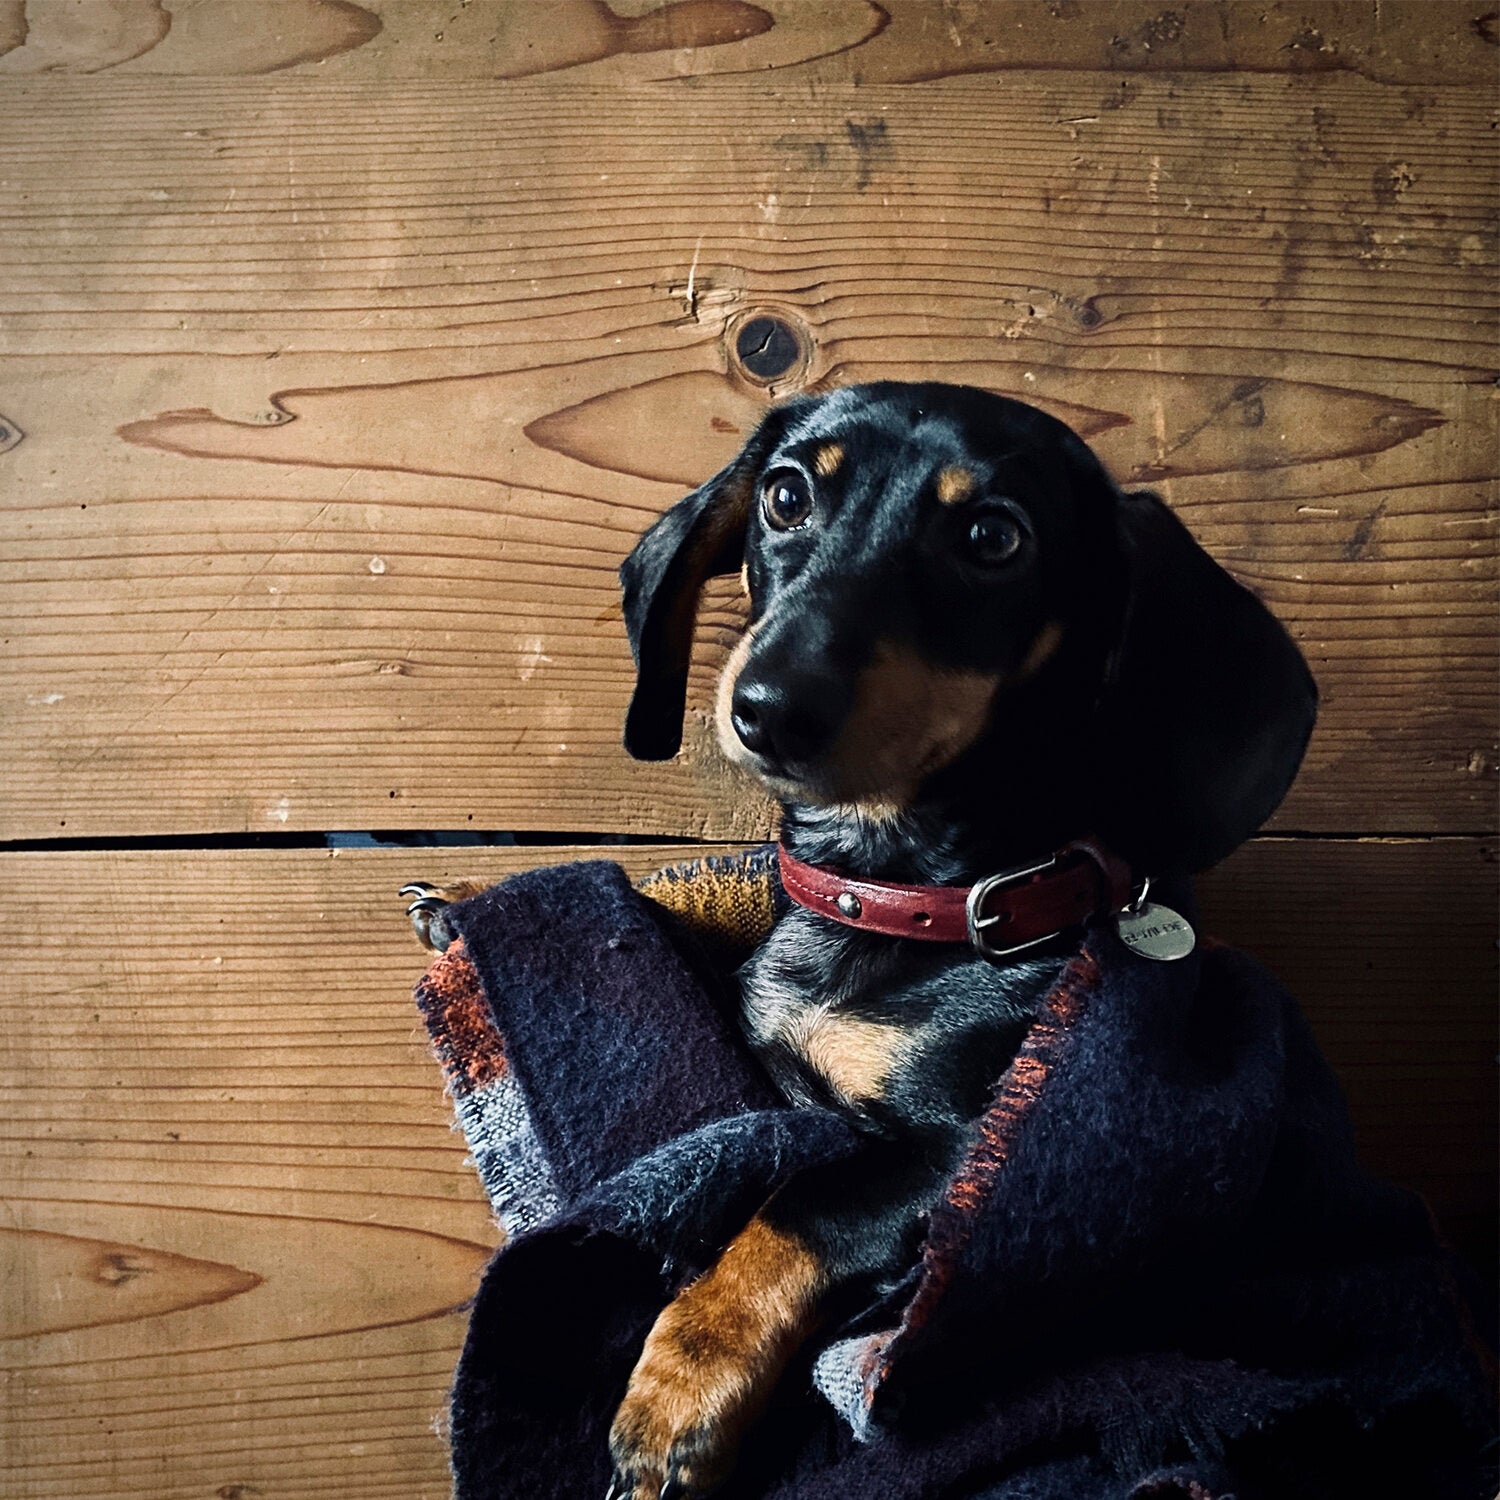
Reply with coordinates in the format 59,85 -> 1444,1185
268,796 -> 291,823
669,276 -> 741,327
518,636 -> 552,682
672,237 -> 745,324
942,0 -> 964,49
1455,233 -> 1491,267
998,293 -> 1053,341
368,556 -> 387,575
683,234 -> 704,317
27,692 -> 64,706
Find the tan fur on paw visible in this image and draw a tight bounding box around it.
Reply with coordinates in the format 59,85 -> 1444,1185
608,1217 -> 826,1498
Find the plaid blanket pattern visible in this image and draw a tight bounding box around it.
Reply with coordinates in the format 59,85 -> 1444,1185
414,847 -> 780,1238
414,936 -> 562,1237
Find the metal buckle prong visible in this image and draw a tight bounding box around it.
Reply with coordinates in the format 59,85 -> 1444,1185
965,854 -> 1061,961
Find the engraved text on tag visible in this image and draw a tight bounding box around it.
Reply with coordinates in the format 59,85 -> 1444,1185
1115,902 -> 1196,961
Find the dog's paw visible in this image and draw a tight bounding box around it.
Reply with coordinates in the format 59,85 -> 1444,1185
400,880 -> 485,953
607,1305 -> 765,1500
608,1216 -> 823,1498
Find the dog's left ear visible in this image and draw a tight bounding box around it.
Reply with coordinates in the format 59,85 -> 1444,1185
1076,452 -> 1318,874
619,400 -> 812,761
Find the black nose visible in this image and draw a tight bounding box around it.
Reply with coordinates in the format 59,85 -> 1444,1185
730,671 -> 840,767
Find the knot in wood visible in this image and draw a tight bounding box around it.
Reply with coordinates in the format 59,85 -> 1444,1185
730,312 -> 810,384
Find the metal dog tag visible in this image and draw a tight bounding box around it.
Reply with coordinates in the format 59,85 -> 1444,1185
1115,901 -> 1195,961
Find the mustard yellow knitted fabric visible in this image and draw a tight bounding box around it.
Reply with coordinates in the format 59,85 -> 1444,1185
636,847 -> 779,974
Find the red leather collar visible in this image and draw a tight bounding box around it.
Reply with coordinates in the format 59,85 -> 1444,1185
776,837 -> 1136,960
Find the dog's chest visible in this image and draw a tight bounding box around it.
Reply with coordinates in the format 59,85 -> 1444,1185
737,908 -> 1061,1118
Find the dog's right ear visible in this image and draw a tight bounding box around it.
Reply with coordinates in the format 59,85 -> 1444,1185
619,400 -> 812,760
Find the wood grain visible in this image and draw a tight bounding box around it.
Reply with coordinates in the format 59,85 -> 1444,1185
0,2 -> 1494,86
1,6 -> 1492,1496
0,2 -> 1494,839
0,836 -> 1491,1497
0,844 -> 556,1500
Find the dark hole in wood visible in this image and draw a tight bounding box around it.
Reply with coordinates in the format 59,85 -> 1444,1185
734,315 -> 801,378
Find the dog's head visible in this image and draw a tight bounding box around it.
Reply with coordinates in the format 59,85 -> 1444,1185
620,382 -> 1316,874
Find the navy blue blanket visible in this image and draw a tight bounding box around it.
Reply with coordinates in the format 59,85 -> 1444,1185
425,859 -> 1495,1500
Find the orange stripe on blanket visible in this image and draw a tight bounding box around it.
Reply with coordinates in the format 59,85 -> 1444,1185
944,953 -> 1096,1216
414,937 -> 509,1095
888,948 -> 1101,1351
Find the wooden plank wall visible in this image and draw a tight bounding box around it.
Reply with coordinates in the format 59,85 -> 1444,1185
0,3 -> 1494,1497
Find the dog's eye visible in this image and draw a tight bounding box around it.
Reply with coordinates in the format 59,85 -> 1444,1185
762,469 -> 814,531
966,510 -> 1024,565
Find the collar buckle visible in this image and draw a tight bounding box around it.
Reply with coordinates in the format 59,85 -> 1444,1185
965,855 -> 1063,961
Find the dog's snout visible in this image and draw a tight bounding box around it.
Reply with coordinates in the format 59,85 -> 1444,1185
730,671 -> 840,768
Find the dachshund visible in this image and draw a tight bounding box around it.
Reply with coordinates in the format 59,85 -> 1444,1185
409,382 -> 1317,1500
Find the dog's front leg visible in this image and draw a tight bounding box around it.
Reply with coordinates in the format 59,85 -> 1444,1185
607,1212 -> 825,1499
607,1143 -> 949,1499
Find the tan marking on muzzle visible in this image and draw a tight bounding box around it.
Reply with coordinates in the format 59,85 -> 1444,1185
824,641 -> 1001,803
813,442 -> 844,478
714,620 -> 761,763
935,466 -> 975,506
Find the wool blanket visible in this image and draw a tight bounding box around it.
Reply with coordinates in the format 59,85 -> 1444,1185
414,849 -> 1495,1500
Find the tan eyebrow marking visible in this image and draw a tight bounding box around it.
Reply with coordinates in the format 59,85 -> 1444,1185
935,466 -> 975,505
813,442 -> 844,478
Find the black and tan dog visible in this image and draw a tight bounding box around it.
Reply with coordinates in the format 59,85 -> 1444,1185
412,382 -> 1317,1500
